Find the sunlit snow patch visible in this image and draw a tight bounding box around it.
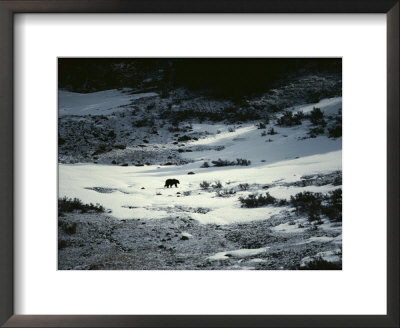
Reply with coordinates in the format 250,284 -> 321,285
300,249 -> 341,267
208,247 -> 269,261
58,89 -> 158,116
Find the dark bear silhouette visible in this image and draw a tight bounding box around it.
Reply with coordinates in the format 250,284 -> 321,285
165,179 -> 180,188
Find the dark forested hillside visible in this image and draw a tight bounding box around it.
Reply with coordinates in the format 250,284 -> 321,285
58,58 -> 341,96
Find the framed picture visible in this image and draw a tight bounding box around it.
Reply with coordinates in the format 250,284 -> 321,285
0,1 -> 398,327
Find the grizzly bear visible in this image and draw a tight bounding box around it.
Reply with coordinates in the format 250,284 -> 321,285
164,179 -> 180,188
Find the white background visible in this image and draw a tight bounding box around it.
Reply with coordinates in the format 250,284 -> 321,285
14,14 -> 387,315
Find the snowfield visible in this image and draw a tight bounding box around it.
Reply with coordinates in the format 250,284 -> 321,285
58,89 -> 342,270
59,149 -> 341,224
59,89 -> 158,116
59,96 -> 342,225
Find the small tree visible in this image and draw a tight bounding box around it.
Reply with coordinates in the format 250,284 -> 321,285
309,107 -> 326,126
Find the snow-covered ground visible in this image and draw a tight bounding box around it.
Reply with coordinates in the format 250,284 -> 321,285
59,94 -> 342,225
58,89 -> 157,116
59,149 -> 341,224
58,89 -> 342,270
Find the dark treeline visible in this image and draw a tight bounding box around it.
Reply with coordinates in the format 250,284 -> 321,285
58,58 -> 341,96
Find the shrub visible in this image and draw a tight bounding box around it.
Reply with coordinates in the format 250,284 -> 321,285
290,189 -> 342,222
216,188 -> 236,197
299,257 -> 341,270
256,122 -> 266,129
236,158 -> 251,166
238,183 -> 250,191
211,158 -> 251,167
212,158 -> 235,167
200,181 -> 210,189
146,103 -> 155,111
200,161 -> 210,168
228,127 -> 235,132
294,111 -> 305,121
261,130 -> 267,137
58,221 -> 77,235
135,118 -> 151,127
290,191 -> 324,217
308,126 -> 325,137
239,192 -> 277,208
328,125 -> 342,138
277,199 -> 289,206
58,197 -> 106,215
58,239 -> 69,250
107,131 -> 116,138
322,189 -> 342,221
309,107 -> 326,126
267,127 -> 277,135
178,135 -> 192,142
277,111 -> 302,126
212,181 -> 223,189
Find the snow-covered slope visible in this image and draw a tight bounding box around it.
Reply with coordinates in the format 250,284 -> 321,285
58,89 -> 158,116
59,92 -> 342,225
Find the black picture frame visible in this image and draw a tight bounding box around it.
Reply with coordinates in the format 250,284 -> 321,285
0,1 -> 398,327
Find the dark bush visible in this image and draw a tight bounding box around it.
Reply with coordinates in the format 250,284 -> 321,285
238,183 -> 250,191
59,221 -> 77,235
328,125 -> 342,138
267,127 -> 277,135
212,181 -> 223,189
299,257 -> 341,270
239,192 -> 277,208
107,131 -> 116,138
322,189 -> 342,221
290,189 -> 342,222
210,158 -> 251,167
257,122 -> 266,129
236,158 -> 251,166
58,197 -> 106,215
58,239 -> 69,250
178,135 -> 192,142
216,188 -> 236,197
200,161 -> 210,168
277,111 -> 302,126
290,191 -> 323,216
134,118 -> 151,127
308,126 -> 325,137
309,107 -> 326,126
211,158 -> 235,167
277,199 -> 289,206
200,181 -> 210,189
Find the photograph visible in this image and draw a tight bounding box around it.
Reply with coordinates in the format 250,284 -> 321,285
58,58 -> 342,270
